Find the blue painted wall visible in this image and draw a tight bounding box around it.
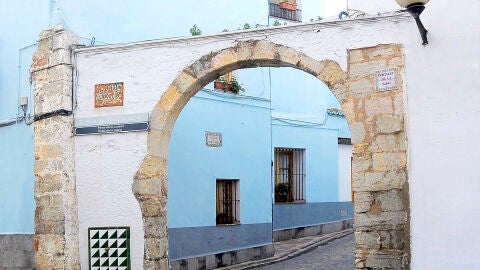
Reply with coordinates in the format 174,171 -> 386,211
272,123 -> 340,202
0,1 -> 49,233
168,89 -> 272,228
273,202 -> 353,230
168,66 -> 351,259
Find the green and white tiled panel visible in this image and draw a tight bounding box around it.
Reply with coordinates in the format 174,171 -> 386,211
89,227 -> 130,270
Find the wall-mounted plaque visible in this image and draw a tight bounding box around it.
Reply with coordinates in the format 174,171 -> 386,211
95,82 -> 124,107
375,69 -> 398,92
75,113 -> 149,136
205,131 -> 222,147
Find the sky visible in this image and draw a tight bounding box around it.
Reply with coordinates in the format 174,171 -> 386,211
48,0 -> 349,44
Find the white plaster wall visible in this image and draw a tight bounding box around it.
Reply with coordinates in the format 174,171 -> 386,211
401,1 -> 480,268
73,7 -> 480,268
338,144 -> 353,202
75,132 -> 146,270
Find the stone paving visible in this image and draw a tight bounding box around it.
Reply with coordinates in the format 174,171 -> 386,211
252,233 -> 354,270
219,229 -> 354,270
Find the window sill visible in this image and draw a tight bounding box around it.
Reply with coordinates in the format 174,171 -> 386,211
216,222 -> 241,226
274,200 -> 306,204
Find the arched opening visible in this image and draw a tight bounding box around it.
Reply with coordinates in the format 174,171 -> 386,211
133,41 -> 409,269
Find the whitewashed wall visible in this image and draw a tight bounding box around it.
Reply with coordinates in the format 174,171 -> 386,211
338,144 -> 353,202
402,2 -> 480,269
74,4 -> 480,268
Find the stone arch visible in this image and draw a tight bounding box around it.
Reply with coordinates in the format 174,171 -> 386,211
133,40 -> 410,269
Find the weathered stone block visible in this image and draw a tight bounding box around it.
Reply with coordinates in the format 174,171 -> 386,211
134,155 -> 166,181
330,82 -> 349,105
388,56 -> 403,68
393,92 -> 404,116
364,250 -> 407,269
147,130 -> 172,158
34,234 -> 65,255
49,48 -> 72,66
298,56 -> 328,77
348,49 -> 365,63
350,122 -> 366,144
145,237 -> 168,260
376,115 -> 403,134
34,144 -> 63,161
35,207 -> 64,222
34,173 -> 63,194
356,229 -> 406,250
157,85 -> 185,112
352,156 -> 372,173
141,197 -> 167,217
372,152 -> 407,172
173,70 -> 200,96
277,45 -> 301,67
31,50 -> 49,72
35,220 -> 65,235
354,192 -> 374,213
34,80 -> 73,114
48,63 -> 73,82
317,60 -> 345,87
365,96 -> 393,116
132,177 -> 162,196
211,48 -> 238,71
350,78 -> 373,96
252,40 -> 277,61
375,189 -> 404,212
371,134 -> 398,152
354,170 -> 407,192
349,59 -> 387,80
355,211 -> 407,228
367,46 -> 396,59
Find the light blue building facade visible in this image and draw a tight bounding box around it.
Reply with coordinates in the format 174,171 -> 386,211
167,67 -> 352,265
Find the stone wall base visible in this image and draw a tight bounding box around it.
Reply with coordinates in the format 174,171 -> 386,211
273,219 -> 354,242
0,234 -> 35,269
169,244 -> 275,270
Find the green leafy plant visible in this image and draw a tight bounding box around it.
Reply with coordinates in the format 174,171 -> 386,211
189,24 -> 202,36
273,20 -> 281,26
243,23 -> 251,29
229,76 -> 245,94
215,75 -> 245,94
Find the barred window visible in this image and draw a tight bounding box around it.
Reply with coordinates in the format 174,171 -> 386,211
216,179 -> 240,225
274,148 -> 305,203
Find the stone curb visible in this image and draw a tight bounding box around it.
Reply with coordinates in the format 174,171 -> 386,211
218,229 -> 354,270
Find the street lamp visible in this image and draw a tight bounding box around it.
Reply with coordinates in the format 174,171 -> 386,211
394,0 -> 430,45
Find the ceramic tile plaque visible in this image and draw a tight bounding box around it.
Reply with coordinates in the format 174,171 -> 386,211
88,227 -> 130,270
95,82 -> 124,107
375,69 -> 398,92
205,131 -> 222,147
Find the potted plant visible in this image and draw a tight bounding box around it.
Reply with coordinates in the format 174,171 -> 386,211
275,183 -> 291,202
214,76 -> 231,92
214,75 -> 245,94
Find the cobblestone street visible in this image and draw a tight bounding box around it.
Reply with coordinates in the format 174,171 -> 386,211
252,233 -> 354,270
